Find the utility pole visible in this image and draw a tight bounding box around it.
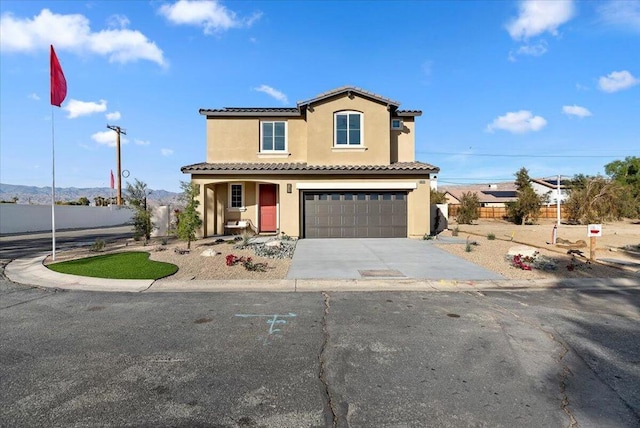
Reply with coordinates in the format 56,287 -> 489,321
557,174 -> 561,226
107,124 -> 126,205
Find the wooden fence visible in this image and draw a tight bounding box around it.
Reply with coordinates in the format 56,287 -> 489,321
448,205 -> 568,220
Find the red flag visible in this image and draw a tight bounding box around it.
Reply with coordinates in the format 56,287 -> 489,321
110,170 -> 115,189
50,45 -> 67,107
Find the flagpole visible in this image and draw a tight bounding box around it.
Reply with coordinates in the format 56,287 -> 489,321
51,106 -> 56,261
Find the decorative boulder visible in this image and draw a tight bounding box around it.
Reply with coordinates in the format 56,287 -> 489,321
507,245 -> 538,258
265,240 -> 282,248
201,249 -> 221,257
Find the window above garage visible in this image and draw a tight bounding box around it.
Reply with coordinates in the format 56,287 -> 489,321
334,111 -> 363,147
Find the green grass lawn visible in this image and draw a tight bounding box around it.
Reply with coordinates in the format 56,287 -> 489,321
48,252 -> 178,280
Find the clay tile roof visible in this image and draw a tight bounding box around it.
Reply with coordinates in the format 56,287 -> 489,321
199,107 -> 300,117
181,161 -> 439,174
396,110 -> 422,117
297,86 -> 401,108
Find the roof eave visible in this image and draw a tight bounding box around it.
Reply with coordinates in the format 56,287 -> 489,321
397,111 -> 422,117
199,110 -> 301,118
182,168 -> 438,175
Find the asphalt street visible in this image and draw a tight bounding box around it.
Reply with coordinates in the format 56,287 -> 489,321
0,225 -> 133,260
1,277 -> 638,427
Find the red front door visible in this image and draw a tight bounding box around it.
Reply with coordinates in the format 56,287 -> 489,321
259,184 -> 277,232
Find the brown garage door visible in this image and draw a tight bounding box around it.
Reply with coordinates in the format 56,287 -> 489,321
303,192 -> 407,238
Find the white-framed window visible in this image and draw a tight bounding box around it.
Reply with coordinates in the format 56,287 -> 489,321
261,121 -> 287,152
229,183 -> 244,209
334,111 -> 363,146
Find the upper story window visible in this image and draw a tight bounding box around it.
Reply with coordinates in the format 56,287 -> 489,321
261,121 -> 287,152
334,111 -> 362,146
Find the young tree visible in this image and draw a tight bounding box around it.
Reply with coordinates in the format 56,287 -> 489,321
604,156 -> 640,218
508,167 -> 547,225
430,188 -> 448,204
177,181 -> 202,249
125,179 -> 154,241
457,191 -> 479,224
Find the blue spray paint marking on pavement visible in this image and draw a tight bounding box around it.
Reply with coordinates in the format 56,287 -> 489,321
235,313 -> 297,335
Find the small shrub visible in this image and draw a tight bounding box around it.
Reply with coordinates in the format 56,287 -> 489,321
464,236 -> 477,252
280,231 -> 293,241
452,227 -> 459,237
90,239 -> 106,252
226,254 -> 268,271
423,234 -> 435,240
487,233 -> 496,240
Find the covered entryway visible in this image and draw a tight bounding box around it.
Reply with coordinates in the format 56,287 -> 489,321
303,191 -> 407,238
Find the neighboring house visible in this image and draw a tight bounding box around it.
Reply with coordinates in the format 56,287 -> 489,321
181,86 -> 439,239
531,178 -> 569,205
441,183 -> 518,208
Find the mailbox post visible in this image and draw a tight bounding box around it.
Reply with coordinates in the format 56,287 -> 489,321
587,224 -> 602,261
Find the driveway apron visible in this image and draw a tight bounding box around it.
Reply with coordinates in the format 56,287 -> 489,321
286,238 -> 504,280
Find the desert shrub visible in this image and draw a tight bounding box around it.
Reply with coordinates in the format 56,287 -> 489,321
452,226 -> 459,236
566,175 -> 633,224
90,239 -> 106,252
457,192 -> 479,224
487,233 -> 496,240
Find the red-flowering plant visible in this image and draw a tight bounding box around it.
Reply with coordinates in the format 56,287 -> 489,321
511,254 -> 532,270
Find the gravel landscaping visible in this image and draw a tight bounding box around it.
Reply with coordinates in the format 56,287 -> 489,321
44,219 -> 639,281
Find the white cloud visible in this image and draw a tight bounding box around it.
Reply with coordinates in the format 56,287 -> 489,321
506,0 -> 575,40
161,148 -> 174,156
64,99 -> 107,119
486,110 -> 547,134
598,70 -> 639,93
508,42 -> 548,61
253,84 -> 288,104
597,0 -> 640,33
562,105 -> 592,118
28,93 -> 40,100
158,0 -> 262,34
0,9 -> 166,66
91,130 -> 129,147
135,139 -> 151,146
106,111 -> 121,121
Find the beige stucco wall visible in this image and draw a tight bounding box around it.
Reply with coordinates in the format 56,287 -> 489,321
305,94 -> 391,165
191,174 -> 431,239
206,117 -> 307,163
204,93 -> 412,166
391,117 -> 416,162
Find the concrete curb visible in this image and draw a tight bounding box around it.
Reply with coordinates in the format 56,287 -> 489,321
5,254 -> 153,293
5,256 -> 639,293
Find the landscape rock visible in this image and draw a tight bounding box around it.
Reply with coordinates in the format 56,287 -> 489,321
201,249 -> 221,257
507,245 -> 538,258
265,240 -> 281,248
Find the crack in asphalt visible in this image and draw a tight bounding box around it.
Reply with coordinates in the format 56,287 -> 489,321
319,291 -> 338,427
468,291 -> 579,428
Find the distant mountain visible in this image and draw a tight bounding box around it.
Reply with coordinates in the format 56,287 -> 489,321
0,183 -> 181,206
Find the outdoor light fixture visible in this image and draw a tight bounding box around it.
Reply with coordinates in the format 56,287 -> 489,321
287,183 -> 292,193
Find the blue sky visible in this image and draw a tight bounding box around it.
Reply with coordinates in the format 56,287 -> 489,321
1,0 -> 638,193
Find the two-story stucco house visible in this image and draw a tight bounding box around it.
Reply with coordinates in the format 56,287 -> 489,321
181,86 -> 439,239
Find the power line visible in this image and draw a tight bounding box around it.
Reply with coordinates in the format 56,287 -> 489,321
417,151 -> 627,158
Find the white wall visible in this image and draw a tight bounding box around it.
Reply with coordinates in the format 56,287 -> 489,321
430,203 -> 449,234
0,204 -> 133,235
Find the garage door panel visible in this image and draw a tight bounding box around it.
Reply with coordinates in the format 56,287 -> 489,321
303,191 -> 407,238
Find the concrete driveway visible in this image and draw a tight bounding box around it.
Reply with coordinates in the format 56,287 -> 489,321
286,238 -> 504,280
